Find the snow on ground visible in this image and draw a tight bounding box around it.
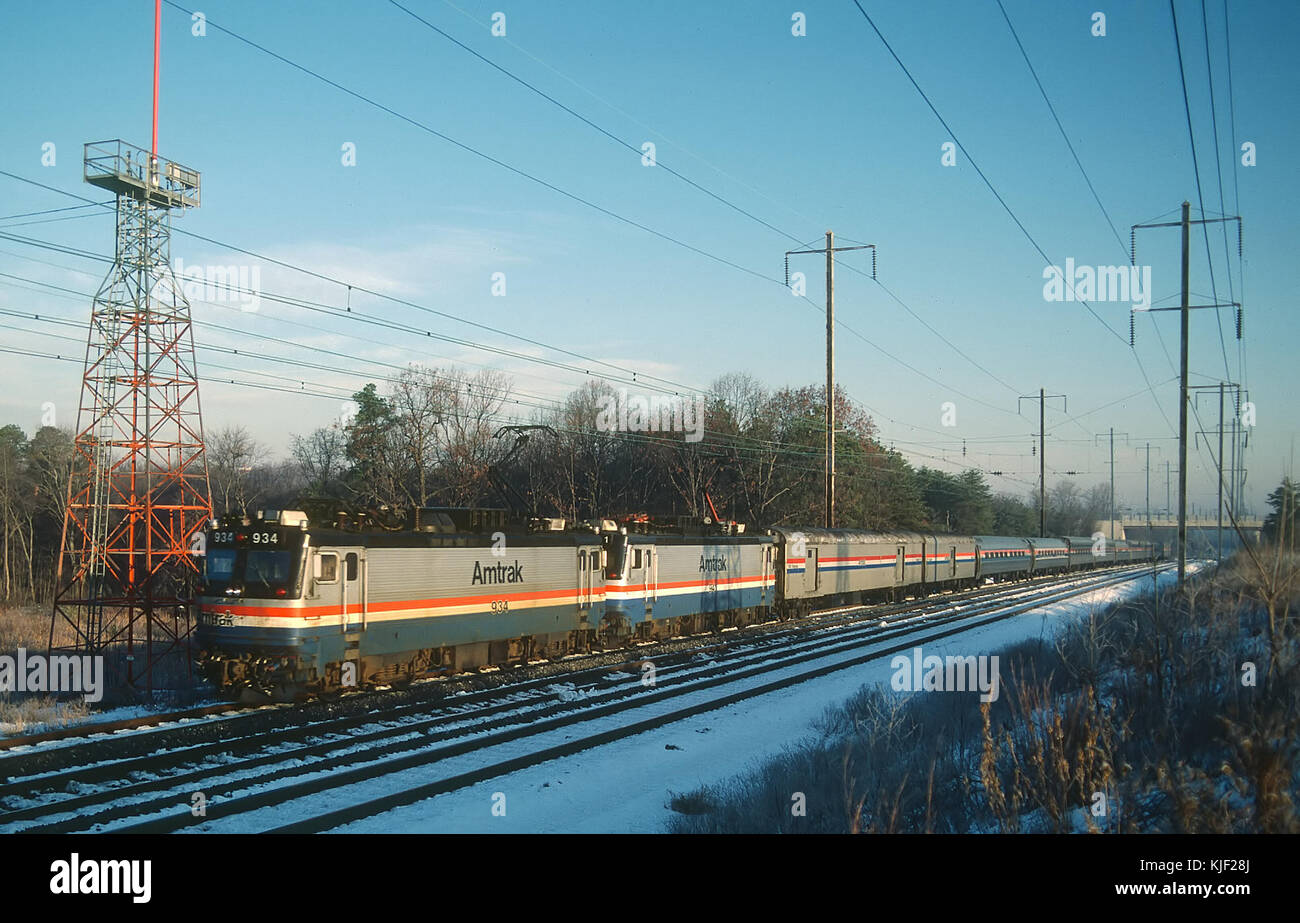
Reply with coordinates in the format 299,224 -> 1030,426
0,701 -> 276,758
331,563 -> 1205,834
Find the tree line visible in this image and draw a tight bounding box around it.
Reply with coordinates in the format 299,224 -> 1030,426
1,365 -> 1209,605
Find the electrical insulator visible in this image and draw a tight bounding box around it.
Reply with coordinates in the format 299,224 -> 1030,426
783,254 -> 789,288
872,249 -> 877,279
1236,305 -> 1243,340
1130,311 -> 1135,346
1130,228 -> 1136,266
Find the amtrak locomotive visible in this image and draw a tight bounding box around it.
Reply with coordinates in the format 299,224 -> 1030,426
196,507 -> 1155,698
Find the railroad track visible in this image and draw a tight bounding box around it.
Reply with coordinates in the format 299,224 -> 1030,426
0,564 -> 1118,780
0,563 -> 1167,834
0,559 -> 1149,767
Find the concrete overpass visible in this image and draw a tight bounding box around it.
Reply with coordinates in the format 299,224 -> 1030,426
1104,516 -> 1263,557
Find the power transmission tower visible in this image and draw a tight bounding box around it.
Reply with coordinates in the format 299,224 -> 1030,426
784,232 -> 875,528
48,5 -> 212,698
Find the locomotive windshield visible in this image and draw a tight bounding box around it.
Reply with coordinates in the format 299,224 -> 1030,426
245,550 -> 294,588
203,527 -> 304,598
205,549 -> 237,583
603,533 -> 627,579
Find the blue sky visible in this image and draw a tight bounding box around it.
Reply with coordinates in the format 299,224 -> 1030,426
0,0 -> 1295,519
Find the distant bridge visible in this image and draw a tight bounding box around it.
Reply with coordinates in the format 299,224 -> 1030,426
1105,516 -> 1263,557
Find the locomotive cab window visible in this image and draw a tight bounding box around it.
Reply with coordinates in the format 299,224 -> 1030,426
205,549 -> 237,585
604,537 -> 626,579
246,550 -> 292,586
313,552 -> 339,584
345,552 -> 358,581
633,548 -> 643,569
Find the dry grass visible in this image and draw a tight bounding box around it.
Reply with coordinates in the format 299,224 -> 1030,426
1,603 -> 87,734
0,695 -> 89,735
667,550 -> 1300,834
0,603 -> 204,735
0,603 -> 52,652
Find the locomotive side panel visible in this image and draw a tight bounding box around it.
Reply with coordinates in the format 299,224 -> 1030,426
605,536 -> 775,626
198,528 -> 604,689
353,543 -> 602,658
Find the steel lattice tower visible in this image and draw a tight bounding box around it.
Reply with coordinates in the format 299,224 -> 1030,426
49,140 -> 212,696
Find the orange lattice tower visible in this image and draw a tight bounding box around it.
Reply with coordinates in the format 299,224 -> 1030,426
48,139 -> 212,696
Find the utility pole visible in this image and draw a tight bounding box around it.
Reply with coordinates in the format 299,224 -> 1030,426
1139,443 -> 1164,525
1178,202 -> 1190,586
1237,387 -> 1248,525
1095,429 -> 1129,540
1133,442 -> 1163,548
1193,382 -> 1238,564
1132,204 -> 1242,588
826,231 -> 834,529
1218,382 -> 1224,562
784,233 -> 875,528
1229,390 -> 1238,520
1019,390 -> 1066,536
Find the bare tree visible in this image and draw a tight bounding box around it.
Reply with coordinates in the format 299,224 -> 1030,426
387,366 -> 450,508
207,426 -> 268,517
432,367 -> 510,507
290,426 -> 349,497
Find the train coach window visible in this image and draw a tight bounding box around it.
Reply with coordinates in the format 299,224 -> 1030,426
345,553 -> 358,581
313,552 -> 339,583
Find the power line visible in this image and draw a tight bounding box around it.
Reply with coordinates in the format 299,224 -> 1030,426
849,1 -> 1182,440
1169,0 -> 1232,381
386,0 -> 796,243
849,0 -> 1125,344
160,0 -> 779,295
0,202 -> 110,223
0,258 -> 1032,481
1200,0 -> 1236,306
0,185 -> 1026,429
388,0 -> 1026,401
0,223 -> 703,396
154,4 -> 1030,408
436,0 -> 825,231
993,0 -> 1185,434
994,0 -> 1129,256
1,324 -> 1014,502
